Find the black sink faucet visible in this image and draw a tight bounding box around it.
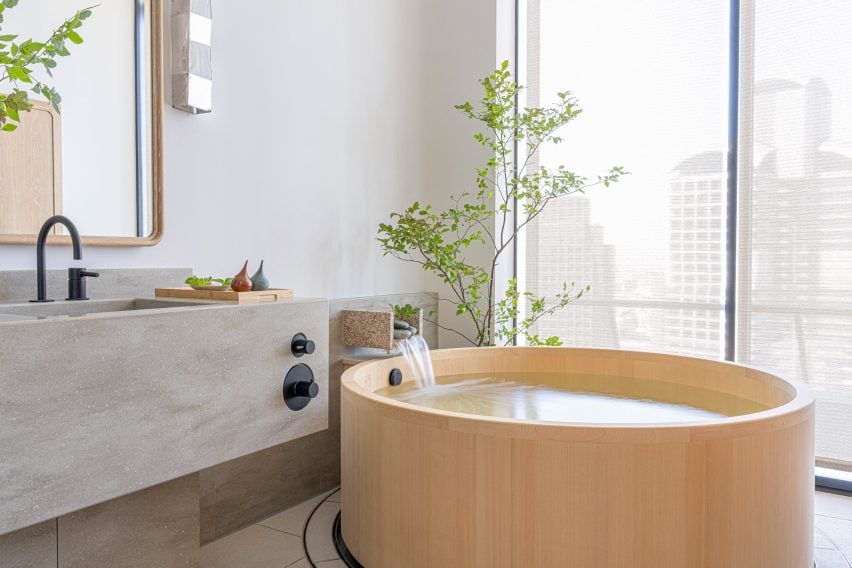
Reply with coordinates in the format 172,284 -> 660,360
31,215 -> 99,303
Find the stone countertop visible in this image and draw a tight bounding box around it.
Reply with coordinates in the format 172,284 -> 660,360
0,296 -> 326,327
0,313 -> 35,322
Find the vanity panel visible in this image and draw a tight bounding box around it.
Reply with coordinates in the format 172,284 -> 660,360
58,475 -> 199,568
0,520 -> 57,568
0,298 -> 329,536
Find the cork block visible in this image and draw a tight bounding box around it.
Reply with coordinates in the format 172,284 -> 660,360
341,308 -> 424,351
341,309 -> 394,350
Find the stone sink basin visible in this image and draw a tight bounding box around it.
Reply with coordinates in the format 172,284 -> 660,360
0,298 -> 210,321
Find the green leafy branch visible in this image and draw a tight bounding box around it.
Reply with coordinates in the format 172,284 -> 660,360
391,303 -> 419,320
0,0 -> 96,132
378,61 -> 627,346
494,279 -> 589,346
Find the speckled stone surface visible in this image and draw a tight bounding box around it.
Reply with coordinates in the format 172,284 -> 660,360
341,306 -> 426,351
58,475 -> 199,568
0,297 -> 329,536
198,293 -> 437,543
0,268 -> 191,303
341,309 -> 394,350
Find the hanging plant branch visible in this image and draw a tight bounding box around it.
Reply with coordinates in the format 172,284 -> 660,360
0,0 -> 96,132
378,60 -> 627,346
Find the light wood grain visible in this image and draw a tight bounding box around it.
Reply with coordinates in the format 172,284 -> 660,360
0,102 -> 62,236
341,347 -> 815,568
341,355 -> 394,369
154,287 -> 293,303
0,0 -> 164,247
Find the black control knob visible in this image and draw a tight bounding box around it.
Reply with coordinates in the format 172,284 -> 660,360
293,380 -> 319,398
283,363 -> 318,411
291,333 -> 315,357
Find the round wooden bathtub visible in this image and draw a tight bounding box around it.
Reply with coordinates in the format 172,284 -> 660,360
340,347 -> 815,568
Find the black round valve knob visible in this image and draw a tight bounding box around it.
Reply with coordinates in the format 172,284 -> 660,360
291,333 -> 315,357
293,380 -> 319,398
283,363 -> 318,411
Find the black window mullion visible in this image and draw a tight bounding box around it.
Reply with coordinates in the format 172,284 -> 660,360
725,0 -> 741,362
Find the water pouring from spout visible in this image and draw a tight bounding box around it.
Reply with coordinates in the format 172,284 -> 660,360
395,334 -> 435,388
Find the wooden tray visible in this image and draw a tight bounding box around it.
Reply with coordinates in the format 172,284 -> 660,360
154,287 -> 293,303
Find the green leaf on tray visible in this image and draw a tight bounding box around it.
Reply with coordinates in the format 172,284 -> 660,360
185,275 -> 213,287
185,275 -> 234,287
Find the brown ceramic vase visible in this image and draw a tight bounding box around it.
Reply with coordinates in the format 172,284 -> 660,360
231,260 -> 253,292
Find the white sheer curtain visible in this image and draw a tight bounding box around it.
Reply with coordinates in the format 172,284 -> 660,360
738,0 -> 852,470
523,0 -> 730,360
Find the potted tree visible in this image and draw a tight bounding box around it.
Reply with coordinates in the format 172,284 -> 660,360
378,61 -> 626,346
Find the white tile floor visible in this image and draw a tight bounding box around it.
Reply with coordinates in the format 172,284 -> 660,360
201,488 -> 344,568
201,488 -> 852,567
815,491 -> 852,568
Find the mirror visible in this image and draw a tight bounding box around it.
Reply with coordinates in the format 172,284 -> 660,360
0,0 -> 162,245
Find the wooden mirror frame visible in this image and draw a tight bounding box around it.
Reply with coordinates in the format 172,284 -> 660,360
0,0 -> 164,247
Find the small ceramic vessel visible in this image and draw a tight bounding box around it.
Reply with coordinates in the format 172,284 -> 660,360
250,260 -> 270,291
231,261 -> 253,292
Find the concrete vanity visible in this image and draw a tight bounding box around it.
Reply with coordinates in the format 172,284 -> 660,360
0,295 -> 329,565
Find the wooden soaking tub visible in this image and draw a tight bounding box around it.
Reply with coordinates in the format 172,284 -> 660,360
340,347 -> 815,568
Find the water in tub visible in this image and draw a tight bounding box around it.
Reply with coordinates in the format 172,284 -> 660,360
385,344 -> 769,424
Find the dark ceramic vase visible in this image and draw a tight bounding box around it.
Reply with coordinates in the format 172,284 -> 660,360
231,260 -> 253,292
250,260 -> 270,291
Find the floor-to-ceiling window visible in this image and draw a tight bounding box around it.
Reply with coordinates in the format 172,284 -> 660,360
521,0 -> 852,474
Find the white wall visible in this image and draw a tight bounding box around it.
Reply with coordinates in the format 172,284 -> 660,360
0,0 -> 499,306
418,0 -> 510,347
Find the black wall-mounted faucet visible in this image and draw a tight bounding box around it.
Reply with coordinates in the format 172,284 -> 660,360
31,215 -> 99,303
